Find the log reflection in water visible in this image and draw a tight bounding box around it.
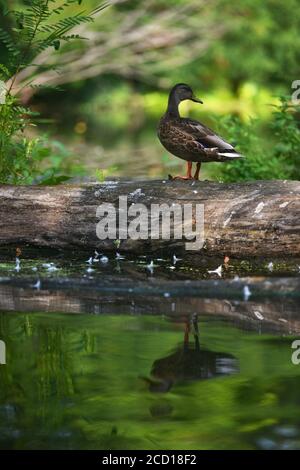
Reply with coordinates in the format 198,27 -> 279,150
0,283 -> 299,335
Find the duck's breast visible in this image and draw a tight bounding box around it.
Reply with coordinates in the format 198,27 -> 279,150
158,117 -> 207,162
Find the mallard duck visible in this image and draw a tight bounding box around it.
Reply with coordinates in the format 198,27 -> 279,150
144,315 -> 238,393
158,83 -> 243,180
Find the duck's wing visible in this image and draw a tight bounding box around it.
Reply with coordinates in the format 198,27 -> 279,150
177,118 -> 243,159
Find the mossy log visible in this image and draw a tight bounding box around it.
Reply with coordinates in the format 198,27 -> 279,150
0,179 -> 299,257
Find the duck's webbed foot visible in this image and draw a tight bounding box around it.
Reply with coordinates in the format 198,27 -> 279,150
168,162 -> 194,180
169,174 -> 193,180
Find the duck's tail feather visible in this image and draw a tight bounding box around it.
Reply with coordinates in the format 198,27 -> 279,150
217,151 -> 244,158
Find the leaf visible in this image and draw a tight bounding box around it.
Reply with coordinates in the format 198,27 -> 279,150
29,83 -> 64,92
95,168 -> 105,182
17,12 -> 24,29
0,63 -> 12,79
0,28 -> 20,56
53,39 -> 60,50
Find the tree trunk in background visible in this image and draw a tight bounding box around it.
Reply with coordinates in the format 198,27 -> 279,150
0,180 -> 299,257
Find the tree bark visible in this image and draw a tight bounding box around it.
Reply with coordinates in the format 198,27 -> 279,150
0,179 -> 299,257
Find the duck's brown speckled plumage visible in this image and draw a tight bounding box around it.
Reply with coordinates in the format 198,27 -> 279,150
157,84 -> 242,176
158,116 -> 237,163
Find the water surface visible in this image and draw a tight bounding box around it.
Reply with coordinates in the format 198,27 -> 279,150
0,252 -> 300,450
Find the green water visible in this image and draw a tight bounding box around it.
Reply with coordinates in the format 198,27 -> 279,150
1,311 -> 300,450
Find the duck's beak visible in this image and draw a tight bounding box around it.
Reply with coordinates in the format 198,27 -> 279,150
191,95 -> 203,104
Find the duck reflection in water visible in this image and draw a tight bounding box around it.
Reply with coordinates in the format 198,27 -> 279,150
146,313 -> 239,393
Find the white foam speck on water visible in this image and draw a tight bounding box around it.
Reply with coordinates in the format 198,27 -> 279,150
254,202 -> 265,214
15,257 -> 20,272
100,256 -> 109,264
243,285 -> 252,301
146,260 -> 154,274
173,254 -> 181,265
32,279 -> 41,290
208,265 -> 222,278
47,265 -> 59,272
42,262 -> 59,272
164,292 -> 170,298
267,262 -> 274,272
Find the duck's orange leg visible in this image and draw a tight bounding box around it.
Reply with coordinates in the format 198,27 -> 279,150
171,162 -> 193,180
194,162 -> 201,180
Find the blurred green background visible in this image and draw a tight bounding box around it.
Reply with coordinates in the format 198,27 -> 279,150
1,0 -> 300,182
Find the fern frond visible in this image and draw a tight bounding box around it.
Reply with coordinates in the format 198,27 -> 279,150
60,34 -> 88,42
52,0 -> 79,15
91,2 -> 111,16
29,83 -> 63,92
0,64 -> 12,80
0,28 -> 21,57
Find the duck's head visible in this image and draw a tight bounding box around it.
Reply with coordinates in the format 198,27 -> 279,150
170,83 -> 203,104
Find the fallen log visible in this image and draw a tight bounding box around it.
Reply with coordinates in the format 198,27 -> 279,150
0,179 -> 299,257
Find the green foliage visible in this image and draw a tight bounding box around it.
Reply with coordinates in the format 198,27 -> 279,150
0,128 -> 83,184
95,165 -> 119,182
0,0 -> 108,184
270,97 -> 300,180
213,97 -> 300,182
0,93 -> 39,183
1,1 -> 299,183
191,0 -> 300,93
32,137 -> 85,184
1,311 -> 300,449
1,0 -> 108,74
